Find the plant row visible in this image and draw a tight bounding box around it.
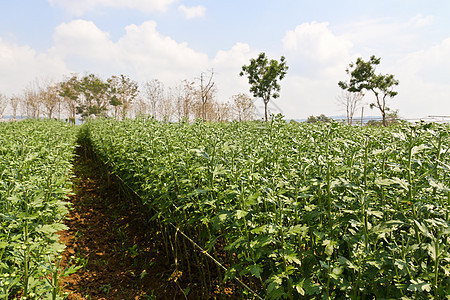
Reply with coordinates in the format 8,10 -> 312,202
83,116 -> 450,299
0,120 -> 78,299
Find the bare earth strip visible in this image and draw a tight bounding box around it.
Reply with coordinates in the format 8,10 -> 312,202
58,148 -> 179,299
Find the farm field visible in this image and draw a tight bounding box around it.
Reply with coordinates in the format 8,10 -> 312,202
82,117 -> 450,299
1,118 -> 449,299
0,120 -> 77,299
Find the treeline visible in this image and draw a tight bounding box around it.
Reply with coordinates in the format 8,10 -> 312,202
0,71 -> 256,122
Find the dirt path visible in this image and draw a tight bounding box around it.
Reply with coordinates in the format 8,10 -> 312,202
59,147 -> 179,299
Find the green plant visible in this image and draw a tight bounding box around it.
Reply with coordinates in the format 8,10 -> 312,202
81,117 -> 450,299
0,119 -> 77,299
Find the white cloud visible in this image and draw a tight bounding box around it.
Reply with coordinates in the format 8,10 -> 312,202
283,22 -> 352,62
409,14 -> 435,28
118,21 -> 210,80
285,76 -> 338,119
0,38 -> 68,95
282,22 -> 353,78
178,5 -> 206,20
51,20 -> 118,60
212,42 -> 257,102
48,0 -> 176,15
393,38 -> 450,119
47,19 -> 210,83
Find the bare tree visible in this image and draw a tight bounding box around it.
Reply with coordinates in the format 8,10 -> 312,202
172,80 -> 196,122
0,93 -> 7,118
196,69 -> 216,121
10,95 -> 20,120
232,93 -> 256,121
336,91 -> 363,125
213,101 -> 232,123
160,89 -> 175,122
41,81 -> 61,119
23,80 -> 41,118
132,96 -> 149,117
143,79 -> 165,120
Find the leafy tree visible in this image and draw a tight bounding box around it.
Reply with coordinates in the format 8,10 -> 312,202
240,52 -> 288,122
306,114 -> 331,123
59,75 -> 80,124
107,75 -> 139,120
75,74 -> 109,121
338,55 -> 398,127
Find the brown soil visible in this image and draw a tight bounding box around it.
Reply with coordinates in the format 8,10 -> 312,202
58,148 -> 180,299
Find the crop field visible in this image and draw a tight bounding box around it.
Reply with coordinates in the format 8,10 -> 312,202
82,117 -> 450,299
0,120 -> 78,299
1,118 -> 449,299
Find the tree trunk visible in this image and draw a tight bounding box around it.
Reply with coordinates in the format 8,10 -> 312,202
382,110 -> 387,127
264,101 -> 268,122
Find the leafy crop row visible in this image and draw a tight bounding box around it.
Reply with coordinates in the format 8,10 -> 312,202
0,120 -> 78,299
83,116 -> 450,299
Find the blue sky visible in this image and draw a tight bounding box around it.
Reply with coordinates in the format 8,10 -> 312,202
1,0 -> 450,120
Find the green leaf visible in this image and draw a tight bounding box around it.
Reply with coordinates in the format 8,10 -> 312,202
284,253 -> 301,265
38,223 -> 69,234
407,279 -> 431,292
248,264 -> 263,278
375,177 -> 408,190
235,210 -> 248,220
411,144 -> 428,156
287,224 -> 308,237
413,220 -> 433,239
322,239 -> 336,256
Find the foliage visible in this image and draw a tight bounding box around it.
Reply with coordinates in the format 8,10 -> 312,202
0,119 -> 78,299
240,52 -> 288,122
74,74 -> 110,120
367,110 -> 401,127
338,55 -> 399,127
306,114 -> 331,123
83,117 -> 450,299
107,74 -> 139,120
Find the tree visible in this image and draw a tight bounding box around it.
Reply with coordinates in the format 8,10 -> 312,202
196,69 -> 216,121
367,110 -> 400,126
40,81 -> 61,119
10,95 -> 20,120
336,90 -> 363,125
173,80 -> 195,122
75,74 -> 109,121
143,79 -> 165,120
23,81 -> 41,118
107,75 -> 139,120
338,55 -> 399,127
240,52 -> 288,122
0,93 -> 7,118
231,93 -> 255,121
59,75 -> 80,124
306,114 -> 331,123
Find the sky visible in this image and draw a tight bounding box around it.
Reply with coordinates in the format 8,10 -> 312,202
1,0 -> 449,120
